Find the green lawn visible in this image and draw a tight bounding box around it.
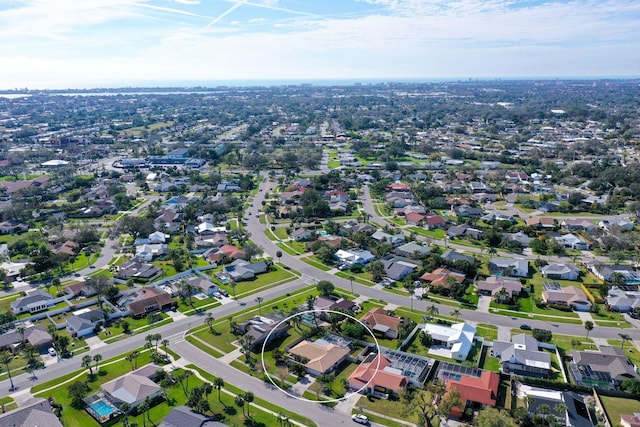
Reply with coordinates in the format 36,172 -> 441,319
357,396 -> 420,425
335,271 -> 376,286
191,287 -> 318,356
273,227 -> 289,239
301,256 -> 332,271
600,396 -> 640,427
0,396 -> 17,412
218,264 -> 297,299
407,227 -> 446,239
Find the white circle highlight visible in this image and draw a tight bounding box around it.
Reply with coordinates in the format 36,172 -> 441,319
260,308 -> 382,404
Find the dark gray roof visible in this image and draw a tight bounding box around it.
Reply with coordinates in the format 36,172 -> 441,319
0,398 -> 63,427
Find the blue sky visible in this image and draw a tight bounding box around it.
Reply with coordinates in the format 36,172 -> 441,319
0,0 -> 639,89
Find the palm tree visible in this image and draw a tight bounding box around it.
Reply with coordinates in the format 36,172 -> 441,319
255,297 -> 264,314
143,396 -> 153,426
451,309 -> 461,321
407,285 -> 415,312
16,326 -> 25,345
349,274 -> 355,296
426,304 -> 439,320
584,321 -> 594,338
0,350 -> 15,391
243,392 -> 254,417
93,354 -> 102,374
276,250 -> 282,264
120,402 -> 131,427
230,281 -> 237,299
82,355 -> 94,375
162,339 -> 170,359
619,333 -> 631,350
206,312 -> 215,334
214,377 -> 225,403
235,394 -> 245,416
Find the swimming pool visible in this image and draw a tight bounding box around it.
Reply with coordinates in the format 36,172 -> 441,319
89,399 -> 118,420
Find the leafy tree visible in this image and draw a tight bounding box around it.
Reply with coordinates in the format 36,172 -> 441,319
121,319 -> 131,334
112,215 -> 155,240
68,381 -> 90,409
367,260 -> 385,282
93,353 -> 103,373
532,328 -> 552,343
475,407 -> 518,427
316,280 -> 335,297
86,275 -> 111,310
242,241 -> 262,260
276,250 -> 283,264
419,331 -> 433,347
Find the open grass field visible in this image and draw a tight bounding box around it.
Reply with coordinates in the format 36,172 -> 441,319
600,396 -> 640,427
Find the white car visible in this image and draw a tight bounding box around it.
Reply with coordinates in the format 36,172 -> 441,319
352,414 -> 369,425
48,347 -> 57,357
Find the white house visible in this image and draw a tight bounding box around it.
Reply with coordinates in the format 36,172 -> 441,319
135,243 -> 168,261
553,234 -> 590,250
334,249 -> 376,267
489,258 -> 529,278
422,322 -> 476,361
540,263 -> 581,281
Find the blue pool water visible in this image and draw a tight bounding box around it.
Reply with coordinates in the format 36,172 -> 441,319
220,277 -> 230,284
90,400 -> 117,418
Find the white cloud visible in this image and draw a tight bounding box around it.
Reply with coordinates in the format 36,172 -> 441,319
0,0 -> 638,88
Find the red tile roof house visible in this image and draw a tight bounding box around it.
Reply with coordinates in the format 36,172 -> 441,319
405,212 -> 426,226
424,213 -> 447,229
360,307 -> 403,339
445,370 -> 500,417
348,353 -> 409,398
388,183 -> 412,192
207,244 -> 245,263
420,268 -> 465,288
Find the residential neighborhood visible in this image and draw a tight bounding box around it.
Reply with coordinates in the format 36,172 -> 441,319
0,80 -> 640,427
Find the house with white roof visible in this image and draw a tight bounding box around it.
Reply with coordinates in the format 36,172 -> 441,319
541,263 -> 581,281
334,249 -> 376,267
489,257 -> 529,278
422,322 -> 476,362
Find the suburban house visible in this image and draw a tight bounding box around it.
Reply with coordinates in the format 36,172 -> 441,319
334,249 -> 376,267
135,243 -> 168,261
0,398 -> 63,427
561,218 -> 596,231
63,281 -> 98,298
491,334 -> 551,377
0,221 -> 29,234
98,364 -> 163,410
525,217 -> 556,229
442,366 -> 500,417
348,353 -> 409,397
542,285 -> 592,311
476,276 -> 523,300
238,315 -> 289,350
394,241 -> 431,259
222,260 -> 268,282
541,263 -> 581,281
420,267 -> 465,288
489,257 -> 529,277
371,231 -> 405,246
440,249 -> 474,264
288,339 -> 350,376
554,234 -> 590,250
422,322 -> 476,362
588,263 -> 640,285
0,325 -> 53,353
117,259 -> 164,282
207,244 -> 245,263
311,295 -> 358,314
621,413 -> 640,427
520,385 -> 596,427
360,307 -> 403,339
405,212 -> 426,226
10,290 -> 55,314
66,309 -> 107,338
291,228 -> 313,241
382,256 -> 420,281
159,406 -> 230,427
568,346 -> 639,389
119,287 -> 174,318
606,288 -> 640,313
194,232 -> 228,248
185,276 -> 219,297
